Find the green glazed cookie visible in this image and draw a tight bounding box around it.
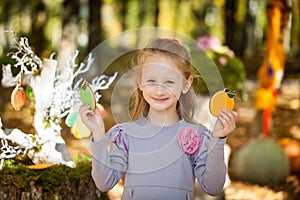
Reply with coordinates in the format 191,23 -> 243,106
80,80 -> 96,110
65,112 -> 78,127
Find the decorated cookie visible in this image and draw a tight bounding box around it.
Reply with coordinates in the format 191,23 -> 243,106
80,80 -> 96,110
71,115 -> 91,139
11,84 -> 26,111
65,112 -> 79,127
209,88 -> 235,117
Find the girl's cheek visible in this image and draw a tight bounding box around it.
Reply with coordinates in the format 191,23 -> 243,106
169,88 -> 183,98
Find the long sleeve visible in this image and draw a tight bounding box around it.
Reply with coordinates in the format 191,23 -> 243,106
192,129 -> 227,196
90,124 -> 129,192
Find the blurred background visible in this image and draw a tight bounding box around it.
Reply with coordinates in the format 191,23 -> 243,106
0,0 -> 299,74
0,0 -> 300,199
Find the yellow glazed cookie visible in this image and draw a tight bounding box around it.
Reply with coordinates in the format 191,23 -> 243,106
209,89 -> 235,117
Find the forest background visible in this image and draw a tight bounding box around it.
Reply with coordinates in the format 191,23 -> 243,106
0,0 -> 299,76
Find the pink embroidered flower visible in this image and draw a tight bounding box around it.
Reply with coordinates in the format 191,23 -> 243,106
178,127 -> 200,154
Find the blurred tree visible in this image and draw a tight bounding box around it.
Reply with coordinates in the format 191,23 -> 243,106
135,0 -> 147,46
290,0 -> 300,59
138,0 -> 147,27
31,0 -> 46,55
237,0 -> 268,75
298,0 -> 300,50
88,0 -> 103,52
241,0 -> 261,58
225,0 -> 237,53
0,1 -> 10,31
57,0 -> 80,71
115,0 -> 129,31
191,1 -> 212,38
154,0 -> 160,27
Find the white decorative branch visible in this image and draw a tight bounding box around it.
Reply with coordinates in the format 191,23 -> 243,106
91,72 -> 118,102
8,37 -> 42,76
1,35 -> 117,168
0,117 -> 40,169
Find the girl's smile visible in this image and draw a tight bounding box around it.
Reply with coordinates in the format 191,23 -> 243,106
151,97 -> 169,103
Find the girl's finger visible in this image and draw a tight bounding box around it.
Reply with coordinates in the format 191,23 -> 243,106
80,104 -> 92,112
219,110 -> 237,133
219,111 -> 232,127
221,110 -> 237,125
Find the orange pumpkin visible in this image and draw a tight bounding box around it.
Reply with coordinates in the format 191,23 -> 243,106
11,85 -> 26,111
278,138 -> 300,174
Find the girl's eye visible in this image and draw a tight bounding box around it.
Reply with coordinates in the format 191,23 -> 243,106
146,79 -> 155,83
166,80 -> 175,85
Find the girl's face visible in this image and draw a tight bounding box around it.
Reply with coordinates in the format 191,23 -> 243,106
139,54 -> 192,113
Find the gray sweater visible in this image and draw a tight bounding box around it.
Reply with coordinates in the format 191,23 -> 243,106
90,117 -> 226,199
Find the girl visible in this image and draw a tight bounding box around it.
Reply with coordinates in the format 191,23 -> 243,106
79,38 -> 238,199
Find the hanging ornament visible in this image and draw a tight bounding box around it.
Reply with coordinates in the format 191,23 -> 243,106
79,80 -> 96,111
11,84 -> 26,111
11,74 -> 26,111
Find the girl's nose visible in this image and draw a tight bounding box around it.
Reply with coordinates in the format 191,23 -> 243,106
155,84 -> 166,95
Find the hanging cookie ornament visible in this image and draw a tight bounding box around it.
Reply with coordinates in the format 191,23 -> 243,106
65,80 -> 107,139
68,80 -> 96,139
209,88 -> 235,117
80,80 -> 96,111
11,74 -> 26,111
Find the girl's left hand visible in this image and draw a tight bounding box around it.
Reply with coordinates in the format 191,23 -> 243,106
212,109 -> 238,138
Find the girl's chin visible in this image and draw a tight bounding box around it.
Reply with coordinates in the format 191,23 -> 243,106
149,104 -> 176,113
150,104 -> 167,110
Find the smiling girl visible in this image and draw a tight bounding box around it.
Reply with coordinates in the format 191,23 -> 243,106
79,37 -> 238,199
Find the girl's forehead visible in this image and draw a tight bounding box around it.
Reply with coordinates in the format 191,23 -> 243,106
141,64 -> 183,79
143,53 -> 174,65
142,54 -> 183,76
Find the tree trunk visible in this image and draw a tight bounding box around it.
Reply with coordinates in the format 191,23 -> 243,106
191,1 -> 211,37
31,0 -> 46,55
57,0 -> 80,71
154,0 -> 160,27
224,0 -> 237,53
120,0 -> 128,31
88,0 -> 102,52
135,0 -> 147,47
241,0 -> 257,58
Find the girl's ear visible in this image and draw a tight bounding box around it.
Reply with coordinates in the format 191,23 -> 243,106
138,83 -> 143,91
136,74 -> 143,91
137,79 -> 143,91
182,76 -> 193,94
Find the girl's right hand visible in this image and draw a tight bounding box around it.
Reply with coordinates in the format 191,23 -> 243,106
79,104 -> 105,139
